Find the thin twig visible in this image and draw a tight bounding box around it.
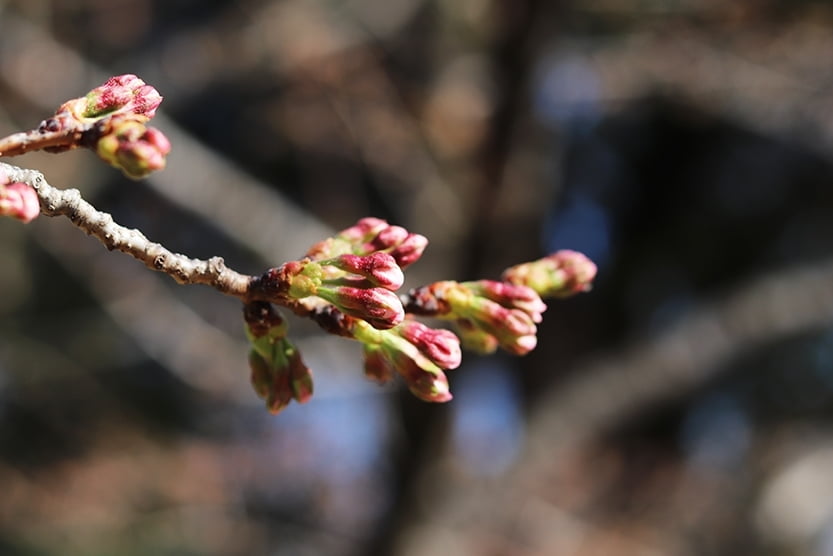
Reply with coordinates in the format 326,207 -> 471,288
1,161 -> 254,298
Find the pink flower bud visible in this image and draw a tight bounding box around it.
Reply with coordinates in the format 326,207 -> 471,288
465,280 -> 547,323
326,252 -> 404,290
388,233 -> 428,268
319,286 -> 405,329
363,226 -> 428,268
95,116 -> 171,179
398,320 -> 461,370
369,225 -> 409,248
454,319 -> 499,354
0,182 -> 40,223
337,217 -> 389,243
391,349 -> 453,403
502,250 -> 597,298
414,280 -> 539,356
82,74 -> 163,119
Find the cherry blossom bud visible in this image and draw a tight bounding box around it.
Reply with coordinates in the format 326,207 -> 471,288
502,250 -> 597,298
287,344 -> 314,403
95,115 -> 171,179
388,233 -> 429,268
390,345 -> 452,402
81,74 -> 163,120
464,280 -> 547,323
338,217 -> 389,243
244,302 -> 313,413
363,345 -> 395,384
454,319 -> 499,354
317,285 -> 404,329
397,319 -> 461,370
323,252 -> 404,290
407,280 -> 539,355
353,320 -> 454,401
0,182 -> 39,223
249,349 -> 294,414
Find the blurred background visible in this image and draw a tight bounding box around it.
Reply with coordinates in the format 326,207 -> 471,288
2,0 -> 833,554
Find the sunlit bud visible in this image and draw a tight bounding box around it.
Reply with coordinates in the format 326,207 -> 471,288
397,319 -> 461,370
469,302 -> 538,356
80,74 -> 163,120
95,115 -> 171,179
0,182 -> 39,223
316,285 -> 404,329
415,280 -> 539,355
305,237 -> 349,261
402,283 -> 453,317
322,252 -> 404,290
387,233 -> 428,268
338,217 -> 389,243
391,347 -> 453,403
370,225 -> 408,248
502,250 -> 597,298
454,319 -> 499,354
363,344 -> 395,384
463,280 -> 546,323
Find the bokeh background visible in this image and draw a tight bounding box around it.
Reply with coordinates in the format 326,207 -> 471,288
3,1 -> 833,554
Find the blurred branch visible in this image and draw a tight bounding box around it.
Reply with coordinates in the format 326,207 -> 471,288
590,25 -> 833,159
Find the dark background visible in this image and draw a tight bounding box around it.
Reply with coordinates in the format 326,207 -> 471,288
3,1 -> 833,554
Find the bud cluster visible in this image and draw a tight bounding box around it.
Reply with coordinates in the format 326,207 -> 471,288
406,280 -> 547,355
306,217 -> 428,269
353,319 -> 460,402
272,252 -> 406,330
0,168 -> 39,223
502,250 -> 597,298
39,74 -> 169,179
244,302 -> 313,414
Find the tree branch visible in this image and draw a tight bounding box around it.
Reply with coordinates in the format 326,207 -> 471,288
1,161 -> 253,298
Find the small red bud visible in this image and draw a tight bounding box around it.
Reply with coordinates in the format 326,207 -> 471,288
327,252 -> 404,290
0,182 -> 39,223
398,320 -> 461,370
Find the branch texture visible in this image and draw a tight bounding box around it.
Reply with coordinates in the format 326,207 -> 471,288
0,161 -> 253,297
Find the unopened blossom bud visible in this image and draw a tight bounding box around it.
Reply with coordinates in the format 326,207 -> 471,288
454,319 -> 500,354
391,234 -> 428,268
463,280 -> 546,323
391,346 -> 453,402
244,302 -> 313,413
81,74 -> 163,120
338,217 -> 389,243
363,345 -> 395,384
287,344 -> 314,403
502,250 -> 597,298
95,115 -> 171,179
397,319 -> 461,370
247,339 -> 313,413
409,280 -> 539,355
322,252 -> 404,291
316,285 -> 404,329
0,181 -> 39,223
